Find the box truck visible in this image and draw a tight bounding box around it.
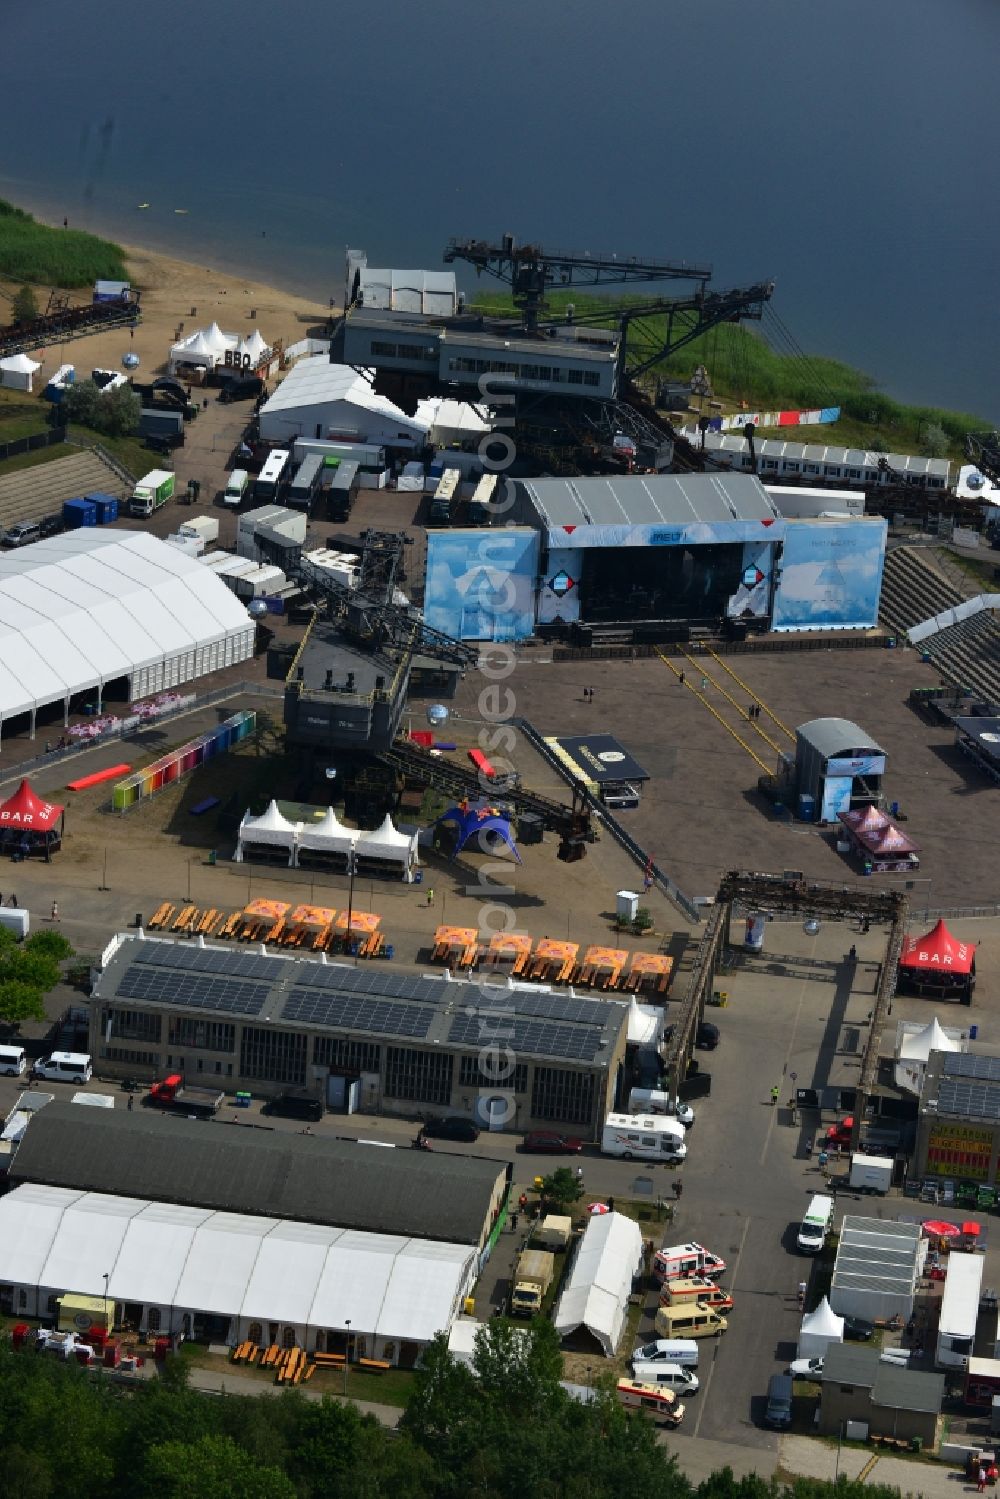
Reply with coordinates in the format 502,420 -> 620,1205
148,1074 -> 224,1116
511,1249 -> 555,1317
130,469 -> 175,517
179,515 -> 220,547
849,1153 -> 892,1194
534,1215 -> 572,1251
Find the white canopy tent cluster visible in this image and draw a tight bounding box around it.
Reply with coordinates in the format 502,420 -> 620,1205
235,803 -> 419,880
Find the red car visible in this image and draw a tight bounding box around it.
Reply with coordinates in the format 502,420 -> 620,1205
826,1116 -> 854,1147
521,1131 -> 584,1154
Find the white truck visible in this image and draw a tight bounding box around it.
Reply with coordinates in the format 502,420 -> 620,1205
601,1113 -> 687,1163
130,469 -> 175,517
849,1153 -> 892,1194
179,515 -> 220,548
511,1249 -> 555,1317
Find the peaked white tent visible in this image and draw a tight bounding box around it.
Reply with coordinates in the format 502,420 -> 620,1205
0,353 -> 41,392
235,801 -> 300,865
895,1015 -> 963,1095
296,807 -> 356,861
354,814 -> 419,881
552,1211 -> 643,1357
239,329 -> 270,363
798,1295 -> 845,1358
626,998 -> 662,1047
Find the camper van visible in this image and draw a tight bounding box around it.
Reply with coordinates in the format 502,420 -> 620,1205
601,1114 -> 687,1162
654,1304 -> 728,1340
627,1088 -> 695,1127
630,1361 -> 699,1394
797,1194 -> 835,1255
659,1277 -> 734,1313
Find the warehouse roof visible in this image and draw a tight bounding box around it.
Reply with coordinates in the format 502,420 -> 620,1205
92,936 -> 628,1067
0,1183 -> 473,1343
11,1104 -> 506,1245
260,357 -> 428,433
358,267 -> 457,317
0,530 -> 251,721
830,1216 -> 923,1306
519,473 -> 780,529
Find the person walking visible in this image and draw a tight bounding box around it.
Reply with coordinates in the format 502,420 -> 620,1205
426,888 -> 434,907
575,1166 -> 584,1186
797,1281 -> 806,1309
8,894 -> 16,908
50,900 -> 59,922
849,944 -> 857,961
127,1095 -> 133,1112
588,688 -> 595,703
673,1179 -> 683,1200
679,671 -> 685,685
770,1084 -> 780,1106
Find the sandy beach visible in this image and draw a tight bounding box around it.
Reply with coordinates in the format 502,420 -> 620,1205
2,233 -> 334,382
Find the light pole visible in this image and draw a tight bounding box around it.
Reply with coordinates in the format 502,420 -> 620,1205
103,1271 -> 110,1333
344,1318 -> 351,1396
345,851 -> 357,963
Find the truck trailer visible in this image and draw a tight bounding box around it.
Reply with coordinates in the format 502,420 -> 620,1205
130,469 -> 176,517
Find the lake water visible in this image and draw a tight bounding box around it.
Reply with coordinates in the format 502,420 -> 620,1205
3,0 -> 998,416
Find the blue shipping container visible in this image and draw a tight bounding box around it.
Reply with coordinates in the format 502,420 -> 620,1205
63,497 -> 98,529
85,492 -> 119,524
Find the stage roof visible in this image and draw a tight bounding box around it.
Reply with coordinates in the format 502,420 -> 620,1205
520,473 -> 780,529
546,734 -> 649,787
955,717 -> 1000,768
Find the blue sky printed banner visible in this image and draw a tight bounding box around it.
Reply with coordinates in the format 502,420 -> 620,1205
772,519 -> 887,631
424,528 -> 539,641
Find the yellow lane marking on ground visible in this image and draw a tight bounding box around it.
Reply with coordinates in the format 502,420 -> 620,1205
678,649 -> 783,757
703,645 -> 796,742
656,651 -> 771,773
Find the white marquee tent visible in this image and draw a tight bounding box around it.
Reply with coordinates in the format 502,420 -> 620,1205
354,814 -> 419,879
0,352 -> 41,392
552,1210 -> 643,1357
415,397 -> 491,447
296,806 -> 356,860
0,1183 -> 475,1359
798,1295 -> 845,1358
0,531 -> 253,740
259,358 -> 428,447
169,323 -> 271,375
235,801 -> 300,864
894,1015 -> 963,1095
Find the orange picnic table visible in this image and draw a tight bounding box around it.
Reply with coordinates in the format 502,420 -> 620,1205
434,925 -> 479,949
244,899 -> 291,923
288,904 -> 337,929
625,952 -> 674,992
529,939 -> 579,982
336,909 -> 380,934
487,933 -> 533,964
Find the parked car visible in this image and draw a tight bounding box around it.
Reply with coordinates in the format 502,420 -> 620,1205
763,1373 -> 793,1429
696,1021 -> 720,1050
263,1093 -> 323,1122
520,1131 -> 584,1154
843,1316 -> 874,1341
2,520 -> 40,548
789,1357 -> 824,1380
826,1116 -> 853,1146
421,1116 -> 480,1142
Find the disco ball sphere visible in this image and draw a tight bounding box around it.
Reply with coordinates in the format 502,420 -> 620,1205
121,352 -> 140,370
426,704 -> 449,727
803,918 -> 821,936
247,598 -> 269,619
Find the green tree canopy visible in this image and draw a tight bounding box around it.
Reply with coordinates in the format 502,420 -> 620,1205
143,1434 -> 296,1499
11,286 -> 38,325
540,1165 -> 583,1212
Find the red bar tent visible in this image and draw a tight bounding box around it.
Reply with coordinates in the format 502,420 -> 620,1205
898,918 -> 976,1002
0,778 -> 65,860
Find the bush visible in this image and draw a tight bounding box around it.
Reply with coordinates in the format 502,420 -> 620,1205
0,199 -> 127,287
62,379 -> 140,438
10,286 -> 38,325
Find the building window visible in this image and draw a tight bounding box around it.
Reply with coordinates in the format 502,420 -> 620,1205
168,1018 -> 236,1053
384,1046 -> 453,1105
583,372 -> 600,387
18,1289 -> 27,1309
371,340 -> 398,357
248,1322 -> 263,1346
568,369 -> 584,384
282,1326 -> 296,1349
147,1308 -> 161,1332
530,1066 -> 596,1127
313,1037 -> 382,1072
106,1008 -> 162,1045
100,1046 -> 159,1067
47,1295 -> 59,1315
240,1027 -> 307,1086
459,1055 -> 527,1093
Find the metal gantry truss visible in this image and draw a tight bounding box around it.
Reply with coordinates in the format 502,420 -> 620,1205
0,293 -> 141,359
966,432 -> 1000,487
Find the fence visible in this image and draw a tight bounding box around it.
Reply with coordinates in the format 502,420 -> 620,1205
552,631 -> 890,664
0,425 -> 66,465
113,710 -> 257,811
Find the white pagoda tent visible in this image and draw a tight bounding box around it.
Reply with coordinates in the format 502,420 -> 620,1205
354,814 -> 419,881
895,1015 -> 963,1095
295,807 -> 357,865
234,801 -> 300,865
798,1296 -> 845,1358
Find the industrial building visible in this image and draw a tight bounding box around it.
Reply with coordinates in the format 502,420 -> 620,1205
1,1105 -> 509,1361
699,431 -> 951,492
0,530 -> 254,742
89,936 -> 632,1135
258,358 -> 428,450
829,1217 -> 926,1323
915,1052 -> 1000,1184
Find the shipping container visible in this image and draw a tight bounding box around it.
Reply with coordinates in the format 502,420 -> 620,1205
62,497 -> 98,529
84,492 -> 119,525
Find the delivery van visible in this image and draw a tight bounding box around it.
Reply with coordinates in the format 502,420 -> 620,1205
32,1051 -> 92,1084
630,1361 -> 699,1394
632,1338 -> 699,1369
615,1378 -> 685,1426
224,469 -> 250,506
654,1304 -> 728,1340
0,1044 -> 26,1077
659,1277 -> 734,1312
797,1193 -> 835,1255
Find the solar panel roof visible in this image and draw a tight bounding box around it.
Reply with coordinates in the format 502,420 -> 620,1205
943,1053 -> 1000,1082
937,1080 -> 1000,1122
284,988 -> 436,1039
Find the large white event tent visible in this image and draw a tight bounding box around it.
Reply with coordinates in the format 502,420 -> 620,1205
0,531 -> 254,741
553,1211 -> 643,1357
258,358 -> 428,447
234,801 -> 300,865
168,323 -> 271,375
0,1183 -> 474,1359
236,805 -> 419,879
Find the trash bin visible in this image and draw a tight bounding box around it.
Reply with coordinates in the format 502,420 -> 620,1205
135,912 -> 143,928
207,850 -> 217,866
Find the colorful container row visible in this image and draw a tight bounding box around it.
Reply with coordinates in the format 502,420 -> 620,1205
112,711 -> 255,811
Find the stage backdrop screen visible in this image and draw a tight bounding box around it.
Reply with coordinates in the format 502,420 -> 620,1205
771,519 -> 887,632
424,528 -> 539,641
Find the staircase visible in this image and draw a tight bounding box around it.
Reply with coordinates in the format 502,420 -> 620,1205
0,451 -> 130,534
880,545 -> 1000,705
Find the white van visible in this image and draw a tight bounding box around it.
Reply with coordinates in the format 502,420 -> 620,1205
632,1338 -> 699,1369
33,1051 -> 92,1085
797,1193 -> 835,1254
0,1045 -> 26,1077
631,1361 -> 699,1394
224,469 -> 250,506
601,1113 -> 687,1162
654,1304 -> 728,1340
615,1378 -> 685,1426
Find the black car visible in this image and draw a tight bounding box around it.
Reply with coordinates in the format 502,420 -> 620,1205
421,1116 -> 480,1143
696,1021 -> 720,1050
220,374 -> 264,404
843,1316 -> 874,1341
263,1093 -> 323,1122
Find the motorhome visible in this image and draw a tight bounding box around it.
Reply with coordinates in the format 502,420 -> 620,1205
601,1114 -> 687,1162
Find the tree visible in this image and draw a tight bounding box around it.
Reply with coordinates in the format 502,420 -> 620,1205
399,1332 -> 479,1450
921,420 -> 949,459
62,379 -> 103,429
143,1434 -> 296,1499
101,383 -> 140,436
3,1444 -> 53,1499
24,930 -> 72,963
0,980 -> 46,1026
540,1165 -> 583,1212
471,1317 -> 564,1417
11,286 -> 38,325
868,436 -> 888,453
